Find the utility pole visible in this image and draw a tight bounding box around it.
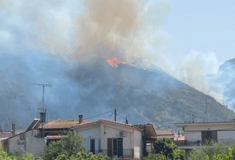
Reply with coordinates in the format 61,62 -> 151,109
126,117 -> 128,124
114,109 -> 117,121
31,84 -> 52,123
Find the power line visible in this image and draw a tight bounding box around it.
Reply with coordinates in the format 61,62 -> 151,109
108,112 -> 114,118
117,113 -> 126,120
83,111 -> 113,120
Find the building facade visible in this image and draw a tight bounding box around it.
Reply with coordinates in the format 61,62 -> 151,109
72,119 -> 144,159
174,121 -> 235,159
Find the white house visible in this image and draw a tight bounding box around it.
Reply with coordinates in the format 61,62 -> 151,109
72,117 -> 144,159
2,119 -> 45,157
174,121 -> 235,159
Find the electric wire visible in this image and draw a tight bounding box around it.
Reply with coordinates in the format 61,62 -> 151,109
83,110 -> 113,120
117,113 -> 126,120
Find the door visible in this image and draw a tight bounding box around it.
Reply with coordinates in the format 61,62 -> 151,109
118,138 -> 123,157
113,138 -> 118,157
90,139 -> 95,154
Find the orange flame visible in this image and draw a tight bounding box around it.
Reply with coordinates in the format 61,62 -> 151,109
106,56 -> 126,67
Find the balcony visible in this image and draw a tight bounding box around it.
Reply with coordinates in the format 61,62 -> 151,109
86,149 -> 134,159
174,140 -> 202,147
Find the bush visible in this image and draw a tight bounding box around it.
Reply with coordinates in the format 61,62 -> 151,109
153,138 -> 184,159
40,130 -> 85,160
189,141 -> 234,160
143,153 -> 171,160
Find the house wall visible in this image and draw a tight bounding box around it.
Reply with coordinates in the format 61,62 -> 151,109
25,130 -> 45,156
4,130 -> 45,157
74,123 -> 101,151
101,123 -> 133,150
133,130 -> 142,159
185,132 -> 201,142
184,128 -> 235,144
217,131 -> 235,143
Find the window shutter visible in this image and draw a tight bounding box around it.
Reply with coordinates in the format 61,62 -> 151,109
85,138 -> 91,153
107,138 -> 113,157
95,139 -> 99,154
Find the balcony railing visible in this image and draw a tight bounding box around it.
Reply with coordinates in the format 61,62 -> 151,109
86,149 -> 134,158
174,140 -> 202,146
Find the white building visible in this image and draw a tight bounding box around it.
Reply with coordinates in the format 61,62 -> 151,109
2,119 -> 45,157
72,117 -> 157,160
174,121 -> 235,159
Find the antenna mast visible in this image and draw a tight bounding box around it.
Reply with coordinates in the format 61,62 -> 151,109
31,84 -> 52,123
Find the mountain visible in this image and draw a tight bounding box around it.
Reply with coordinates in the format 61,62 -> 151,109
66,58 -> 235,130
1,54 -> 235,131
211,58 -> 235,109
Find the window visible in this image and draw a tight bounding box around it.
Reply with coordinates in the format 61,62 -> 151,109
85,138 -> 99,155
202,131 -> 217,143
20,133 -> 25,140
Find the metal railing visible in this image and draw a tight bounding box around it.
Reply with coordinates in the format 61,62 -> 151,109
86,149 -> 134,158
174,140 -> 202,146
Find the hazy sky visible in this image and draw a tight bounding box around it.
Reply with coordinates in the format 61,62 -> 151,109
162,0 -> 235,64
1,0 -> 234,66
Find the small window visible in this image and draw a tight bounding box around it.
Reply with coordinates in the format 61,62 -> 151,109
20,133 -> 25,140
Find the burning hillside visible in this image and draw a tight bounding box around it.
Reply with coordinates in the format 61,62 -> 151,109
106,57 -> 126,67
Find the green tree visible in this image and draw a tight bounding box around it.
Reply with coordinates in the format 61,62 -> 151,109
40,130 -> 85,160
153,138 -> 177,159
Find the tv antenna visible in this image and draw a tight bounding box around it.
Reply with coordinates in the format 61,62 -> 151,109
31,84 -> 52,123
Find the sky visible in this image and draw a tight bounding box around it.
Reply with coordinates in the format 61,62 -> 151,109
0,0 -> 235,128
163,0 -> 235,64
1,0 -> 235,67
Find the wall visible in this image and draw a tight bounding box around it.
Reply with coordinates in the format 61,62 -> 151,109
74,123 -> 101,149
218,131 -> 235,143
185,132 -> 201,142
25,130 -> 45,156
101,123 -> 133,150
4,130 -> 45,157
134,130 -> 142,159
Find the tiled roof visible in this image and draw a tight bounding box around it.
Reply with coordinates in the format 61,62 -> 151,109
99,119 -> 142,130
134,124 -> 157,138
0,132 -> 12,138
155,129 -> 174,135
71,119 -> 143,131
42,120 -> 94,129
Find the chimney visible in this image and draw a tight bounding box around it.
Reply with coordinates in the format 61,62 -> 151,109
11,124 -> 15,136
79,115 -> 83,124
